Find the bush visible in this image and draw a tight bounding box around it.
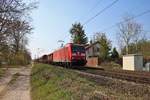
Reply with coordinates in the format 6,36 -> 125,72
9,51 -> 31,65
111,47 -> 119,60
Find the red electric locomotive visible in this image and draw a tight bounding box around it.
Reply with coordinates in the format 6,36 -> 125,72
49,43 -> 87,67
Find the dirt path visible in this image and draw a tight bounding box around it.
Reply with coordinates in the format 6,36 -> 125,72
0,67 -> 31,100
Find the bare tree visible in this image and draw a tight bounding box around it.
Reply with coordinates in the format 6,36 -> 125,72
0,0 -> 37,65
0,0 -> 36,41
10,20 -> 32,53
0,0 -> 36,14
117,15 -> 143,54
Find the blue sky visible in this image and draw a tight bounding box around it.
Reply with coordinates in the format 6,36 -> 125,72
29,0 -> 150,58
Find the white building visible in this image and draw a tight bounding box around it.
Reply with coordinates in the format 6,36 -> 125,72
123,54 -> 143,71
85,41 -> 100,58
144,63 -> 150,72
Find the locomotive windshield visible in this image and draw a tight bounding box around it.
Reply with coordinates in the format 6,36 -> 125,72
72,45 -> 85,53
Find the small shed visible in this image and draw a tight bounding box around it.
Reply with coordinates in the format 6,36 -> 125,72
85,41 -> 101,67
85,41 -> 100,58
123,54 -> 143,71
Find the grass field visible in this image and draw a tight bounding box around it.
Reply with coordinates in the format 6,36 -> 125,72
31,63 -> 150,100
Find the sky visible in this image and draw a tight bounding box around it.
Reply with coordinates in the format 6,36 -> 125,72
29,0 -> 150,59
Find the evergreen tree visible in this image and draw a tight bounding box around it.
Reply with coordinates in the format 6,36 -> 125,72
70,22 -> 87,44
95,33 -> 111,60
111,47 -> 119,59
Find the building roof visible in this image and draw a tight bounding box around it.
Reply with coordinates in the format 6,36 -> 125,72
85,41 -> 100,49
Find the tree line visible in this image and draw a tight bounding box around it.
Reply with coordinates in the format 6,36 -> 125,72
0,0 -> 37,65
69,15 -> 150,61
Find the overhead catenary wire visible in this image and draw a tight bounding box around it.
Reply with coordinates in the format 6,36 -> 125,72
100,9 -> 150,32
61,0 -> 119,43
59,1 -> 103,43
62,2 -> 150,44
83,0 -> 119,25
79,0 -> 102,21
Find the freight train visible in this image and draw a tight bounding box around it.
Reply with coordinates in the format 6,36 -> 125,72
37,43 -> 87,67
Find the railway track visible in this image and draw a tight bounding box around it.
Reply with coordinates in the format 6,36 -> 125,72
76,66 -> 150,85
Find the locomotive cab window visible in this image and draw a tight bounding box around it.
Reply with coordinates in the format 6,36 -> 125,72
72,45 -> 85,53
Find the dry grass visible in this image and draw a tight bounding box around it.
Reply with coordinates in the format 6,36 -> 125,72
100,61 -> 122,70
31,63 -> 150,100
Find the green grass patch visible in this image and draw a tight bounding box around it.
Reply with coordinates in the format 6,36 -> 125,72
31,64 -> 104,100
31,64 -> 149,100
